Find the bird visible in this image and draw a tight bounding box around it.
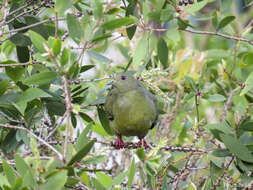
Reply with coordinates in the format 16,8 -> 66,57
104,72 -> 158,149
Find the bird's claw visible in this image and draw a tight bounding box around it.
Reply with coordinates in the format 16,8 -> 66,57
115,135 -> 125,149
137,139 -> 149,149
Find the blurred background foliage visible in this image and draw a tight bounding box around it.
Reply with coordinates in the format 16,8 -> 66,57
0,0 -> 253,189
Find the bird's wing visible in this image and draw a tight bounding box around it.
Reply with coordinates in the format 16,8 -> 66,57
104,87 -> 118,121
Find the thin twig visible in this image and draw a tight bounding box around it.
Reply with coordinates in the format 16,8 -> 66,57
0,123 -> 63,161
0,61 -> 40,67
2,17 -> 65,35
182,28 -> 253,46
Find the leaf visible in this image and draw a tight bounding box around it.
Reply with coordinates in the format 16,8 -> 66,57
28,30 -> 46,52
217,16 -> 235,31
132,34 -> 148,66
75,124 -> 92,151
157,37 -> 169,69
79,112 -> 94,123
80,65 -> 95,73
0,80 -> 10,96
108,171 -> 128,189
16,46 -> 30,63
220,133 -> 253,163
102,17 -> 135,30
240,71 -> 253,96
211,149 -> 231,157
96,173 -> 112,188
60,48 -> 69,66
87,51 -> 110,63
136,148 -> 146,161
83,155 -> 107,165
67,139 -> 95,166
97,106 -> 112,135
128,158 -> 136,188
14,154 -> 37,188
2,158 -> 16,187
5,66 -> 25,83
212,10 -> 218,28
55,0 -> 72,15
185,0 -> 215,13
177,18 -> 194,30
239,122 -> 253,131
40,170 -> 67,190
16,88 -> 51,114
207,94 -> 226,102
9,33 -> 32,47
127,25 -> 137,40
23,71 -> 57,86
53,38 -> 61,56
67,13 -> 84,44
206,122 -> 233,141
91,33 -> 112,43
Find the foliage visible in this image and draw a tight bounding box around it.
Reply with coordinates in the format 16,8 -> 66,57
0,0 -> 253,189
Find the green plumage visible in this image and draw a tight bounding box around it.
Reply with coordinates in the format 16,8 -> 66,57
105,72 -> 158,139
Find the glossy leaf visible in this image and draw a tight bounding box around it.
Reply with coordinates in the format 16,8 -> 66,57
220,133 -> 253,163
128,158 -> 136,187
53,38 -> 61,56
24,71 -> 57,86
75,124 -> 92,151
211,149 -> 231,157
28,30 -> 46,52
9,33 -> 32,47
157,37 -> 169,68
207,94 -> 226,102
5,66 -> 25,83
217,16 -> 235,31
67,13 -> 84,44
0,80 -> 10,96
80,65 -> 95,73
40,170 -> 67,190
67,139 -> 95,166
97,106 -> 112,135
55,0 -> 72,15
16,46 -> 30,63
240,71 -> 253,96
2,158 -> 16,187
102,17 -> 135,30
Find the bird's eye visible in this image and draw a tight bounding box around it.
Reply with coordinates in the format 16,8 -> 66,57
121,75 -> 126,80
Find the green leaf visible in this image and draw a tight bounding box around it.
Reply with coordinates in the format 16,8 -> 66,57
240,71 -> 253,96
0,80 -> 10,96
67,139 -> 95,166
28,30 -> 46,52
108,171 -> 128,189
16,46 -> 30,63
212,10 -> 218,28
14,154 -> 37,188
80,65 -> 95,73
185,0 -> 215,13
157,37 -> 169,69
55,0 -> 72,15
79,112 -> 94,123
220,133 -> 253,163
60,48 -> 69,66
239,122 -> 253,131
53,38 -> 61,56
40,170 -> 67,190
207,94 -> 226,102
9,33 -> 32,47
217,16 -> 235,31
23,71 -> 57,86
206,122 -> 233,141
211,149 -> 231,157
128,158 -> 136,188
5,66 -> 25,83
92,178 -> 106,190
127,25 -> 137,40
136,148 -> 146,161
75,124 -> 92,151
16,88 -> 51,114
67,13 -> 84,44
96,173 -> 112,188
91,33 -> 112,43
2,158 -> 16,187
87,51 -> 110,63
83,155 -> 107,165
177,18 -> 194,30
102,17 -> 135,30
97,106 -> 112,135
133,34 -> 148,66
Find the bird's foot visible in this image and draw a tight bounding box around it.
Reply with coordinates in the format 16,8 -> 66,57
115,135 -> 125,149
137,139 -> 149,149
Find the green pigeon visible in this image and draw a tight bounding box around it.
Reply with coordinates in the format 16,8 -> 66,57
104,72 -> 158,149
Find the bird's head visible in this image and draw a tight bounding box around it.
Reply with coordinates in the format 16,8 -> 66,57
112,72 -> 140,92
